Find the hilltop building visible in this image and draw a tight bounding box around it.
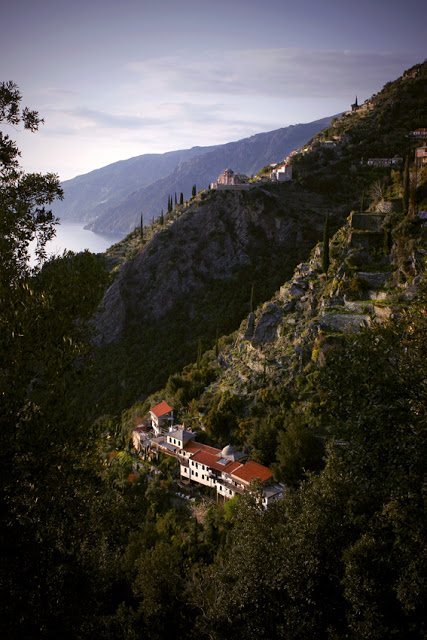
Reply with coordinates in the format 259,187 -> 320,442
211,168 -> 250,190
271,164 -> 293,181
149,400 -> 174,436
410,128 -> 427,138
365,157 -> 403,168
415,146 -> 427,167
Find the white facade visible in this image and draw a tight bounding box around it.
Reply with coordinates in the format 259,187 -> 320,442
271,165 -> 292,181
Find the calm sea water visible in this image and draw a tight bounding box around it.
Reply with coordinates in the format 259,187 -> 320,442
30,220 -> 124,264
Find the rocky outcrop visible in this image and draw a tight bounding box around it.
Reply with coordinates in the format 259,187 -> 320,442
210,211 -> 424,399
251,303 -> 283,345
317,312 -> 371,333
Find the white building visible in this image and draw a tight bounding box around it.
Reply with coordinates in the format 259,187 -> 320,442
149,401 -> 174,436
133,402 -> 284,507
271,164 -> 292,181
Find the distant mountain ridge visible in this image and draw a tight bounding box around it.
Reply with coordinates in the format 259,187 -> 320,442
53,115 -> 338,235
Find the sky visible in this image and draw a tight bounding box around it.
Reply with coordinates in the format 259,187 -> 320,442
1,0 -> 425,182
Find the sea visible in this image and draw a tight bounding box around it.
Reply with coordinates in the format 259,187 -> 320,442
30,219 -> 124,265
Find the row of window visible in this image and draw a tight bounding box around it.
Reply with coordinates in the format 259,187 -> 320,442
190,461 -> 206,471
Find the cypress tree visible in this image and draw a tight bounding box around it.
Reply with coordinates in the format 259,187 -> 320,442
180,192 -> 184,206
197,338 -> 202,369
160,209 -> 164,225
384,227 -> 392,254
140,214 -> 143,241
322,213 -> 330,275
174,192 -> 177,207
403,155 -> 410,214
192,184 -> 197,198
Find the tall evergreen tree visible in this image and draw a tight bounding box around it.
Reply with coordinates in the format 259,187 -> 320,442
192,184 -> 197,198
180,192 -> 184,206
140,214 -> 143,241
322,213 -> 330,274
403,155 -> 410,214
160,209 -> 164,225
197,338 -> 202,369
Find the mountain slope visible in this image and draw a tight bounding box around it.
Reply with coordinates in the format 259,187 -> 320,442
91,183 -> 346,410
54,115 -> 337,235
52,145 -> 217,222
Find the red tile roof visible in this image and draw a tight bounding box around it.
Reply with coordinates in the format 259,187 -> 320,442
184,441 -> 220,456
190,449 -> 239,473
150,401 -> 173,418
224,461 -> 243,474
231,461 -> 272,485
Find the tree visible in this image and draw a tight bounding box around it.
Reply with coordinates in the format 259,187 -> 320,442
273,413 -> 325,485
197,337 -> 202,369
0,84 -> 125,638
192,184 -> 197,197
0,81 -> 63,287
180,192 -> 184,206
403,154 -> 410,213
140,213 -> 144,241
322,213 -> 329,274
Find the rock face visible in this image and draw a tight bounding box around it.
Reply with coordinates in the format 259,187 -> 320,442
93,187 -> 338,345
318,312 -> 371,333
251,303 -> 283,345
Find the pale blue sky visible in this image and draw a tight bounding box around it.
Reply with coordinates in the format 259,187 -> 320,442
1,0 -> 424,180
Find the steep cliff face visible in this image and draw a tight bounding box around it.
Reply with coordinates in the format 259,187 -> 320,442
94,185 -> 344,351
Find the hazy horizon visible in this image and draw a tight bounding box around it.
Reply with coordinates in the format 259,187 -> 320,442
1,0 -> 424,181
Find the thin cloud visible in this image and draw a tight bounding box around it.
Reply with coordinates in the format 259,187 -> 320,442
127,48 -> 421,99
46,106 -> 161,130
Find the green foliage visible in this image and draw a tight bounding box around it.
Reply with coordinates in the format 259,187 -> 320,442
273,412 -> 325,485
0,81 -> 63,286
347,273 -> 370,298
403,155 -> 410,213
247,418 -> 279,466
322,212 -> 330,274
203,392 -> 245,444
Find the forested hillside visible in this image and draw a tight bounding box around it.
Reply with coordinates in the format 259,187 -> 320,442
1,63 -> 426,639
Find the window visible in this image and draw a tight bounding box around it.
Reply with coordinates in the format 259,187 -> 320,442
202,475 -> 204,480
195,472 -> 198,477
